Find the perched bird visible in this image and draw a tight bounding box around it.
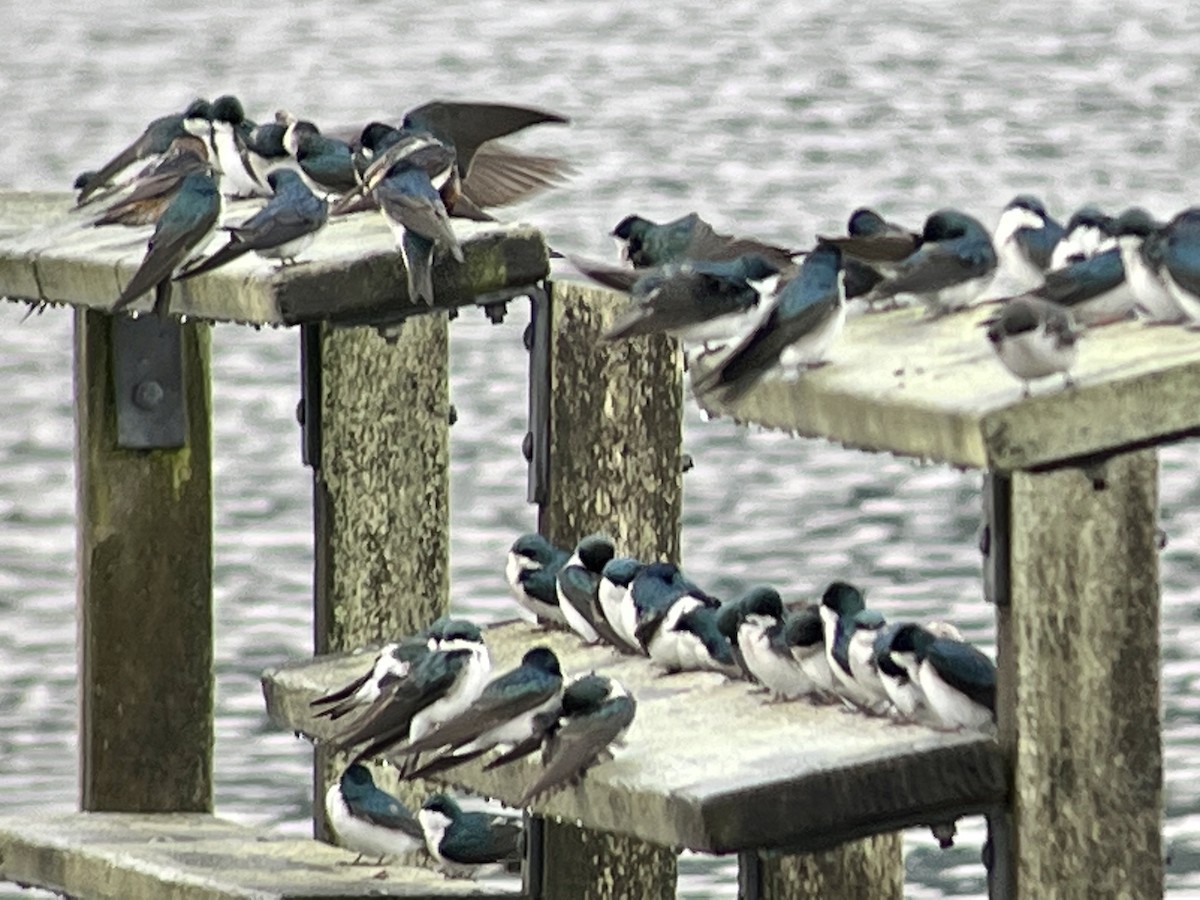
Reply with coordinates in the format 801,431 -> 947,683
1016,247 -> 1133,326
286,120 -> 360,195
611,212 -> 799,271
1049,205 -> 1116,269
669,604 -> 738,676
845,609 -> 891,710
1112,207 -> 1185,324
627,563 -> 720,670
874,621 -> 963,724
817,207 -> 920,270
112,171 -> 222,313
324,763 -> 424,863
418,793 -> 523,878
556,533 -> 631,649
208,94 -> 270,197
597,557 -> 645,649
397,647 -> 564,779
991,195 -> 1064,294
984,296 -> 1080,396
909,628 -> 997,732
819,581 -> 887,712
573,254 -> 782,349
519,674 -> 636,806
241,114 -> 298,186
694,242 -> 846,402
177,169 -> 328,278
86,135 -> 212,226
506,533 -> 571,625
863,209 -> 997,316
783,605 -> 837,698
735,587 -> 817,700
74,98 -> 209,204
329,621 -> 491,758
1153,207 -> 1200,323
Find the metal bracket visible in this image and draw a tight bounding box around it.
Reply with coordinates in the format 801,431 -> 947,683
111,314 -> 187,449
298,322 -> 322,469
981,472 -> 1012,608
524,282 -> 552,506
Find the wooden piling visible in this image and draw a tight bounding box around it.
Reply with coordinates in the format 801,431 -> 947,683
310,318 -> 452,837
745,836 -> 905,899
536,280 -> 682,898
998,452 -> 1162,897
76,309 -> 214,812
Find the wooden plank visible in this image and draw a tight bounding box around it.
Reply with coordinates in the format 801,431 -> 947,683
76,308 -> 213,812
262,621 -> 1007,855
535,280 -> 682,897
0,190 -> 549,325
997,452 -> 1162,896
311,318 -> 452,839
0,813 -> 517,899
688,300 -> 1200,471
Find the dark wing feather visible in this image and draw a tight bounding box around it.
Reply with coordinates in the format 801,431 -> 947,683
927,640 -> 996,713
462,141 -> 573,209
519,697 -> 635,805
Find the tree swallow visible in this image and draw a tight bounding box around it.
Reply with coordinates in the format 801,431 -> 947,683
909,628 -> 997,733
329,621 -> 491,758
75,98 -> 209,204
597,556 -> 645,650
984,296 -> 1080,396
506,533 -> 571,626
86,135 -> 212,227
324,763 -> 424,863
817,207 -> 920,271
863,209 -> 998,316
397,646 -> 563,779
572,253 -> 781,349
784,604 -> 837,698
556,533 -> 632,649
611,212 -> 799,271
735,587 -> 817,700
845,609 -> 891,710
1152,207 -> 1200,323
208,94 -> 270,198
286,120 -> 360,196
1050,204 -> 1117,269
1112,207 -> 1186,324
628,562 -> 721,670
991,194 -> 1064,294
1017,245 -> 1134,326
518,674 -> 636,806
418,793 -> 522,878
176,169 -> 328,279
694,241 -> 846,402
111,171 -> 223,313
670,604 -> 738,675
818,581 -> 887,712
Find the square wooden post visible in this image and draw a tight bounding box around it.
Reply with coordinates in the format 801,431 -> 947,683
996,451 -> 1162,897
307,317 -> 452,837
75,309 -> 214,812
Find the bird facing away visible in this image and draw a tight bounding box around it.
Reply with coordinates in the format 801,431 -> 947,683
984,296 -> 1080,397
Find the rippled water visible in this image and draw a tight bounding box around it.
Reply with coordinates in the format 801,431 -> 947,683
4,2 -> 1200,897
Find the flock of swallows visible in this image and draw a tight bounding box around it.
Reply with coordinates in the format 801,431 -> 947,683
296,531 -> 995,875
71,92 -> 1200,403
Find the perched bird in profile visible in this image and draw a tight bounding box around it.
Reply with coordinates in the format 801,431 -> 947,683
784,605 -> 837,698
573,254 -> 782,349
285,119 -> 360,196
112,171 -> 223,313
86,135 -> 212,226
817,207 -> 920,270
694,242 -> 846,403
1112,207 -> 1184,324
597,557 -> 645,650
74,98 -> 210,204
845,609 -> 891,710
873,621 -> 962,724
324,763 -> 424,863
176,170 -> 328,278
1014,245 -> 1132,327
991,194 -> 1064,294
668,604 -> 738,676
863,209 -> 997,316
627,563 -> 720,670
418,793 -> 523,878
734,587 -> 818,700
611,212 -> 799,271
506,533 -> 572,625
818,581 -> 887,713
984,296 -> 1080,397
909,629 -> 996,732
397,646 -> 563,779
518,674 -> 636,806
1049,204 -> 1116,269
329,621 -> 491,758
208,94 -> 270,198
1152,207 -> 1200,323
556,533 -> 631,649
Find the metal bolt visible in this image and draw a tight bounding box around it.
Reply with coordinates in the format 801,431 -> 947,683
447,404 -> 458,426
295,400 -> 305,426
132,380 -> 164,410
523,323 -> 535,352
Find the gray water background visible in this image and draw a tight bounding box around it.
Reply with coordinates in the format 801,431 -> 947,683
3,2 -> 1200,896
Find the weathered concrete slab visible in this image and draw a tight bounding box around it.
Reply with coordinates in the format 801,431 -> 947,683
262,621 -> 1005,855
689,302 -> 1200,471
0,191 -> 549,325
0,813 -> 518,900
